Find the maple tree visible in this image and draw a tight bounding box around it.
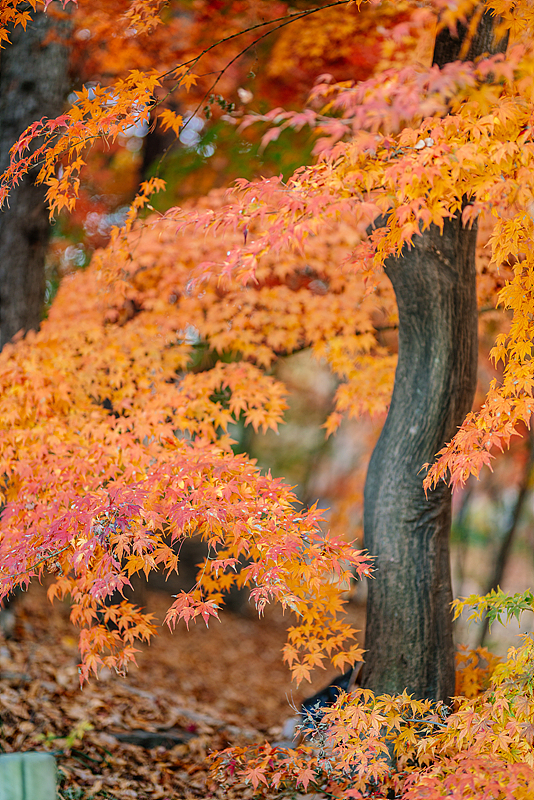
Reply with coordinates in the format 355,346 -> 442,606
0,0 -> 394,684
3,0 -> 534,797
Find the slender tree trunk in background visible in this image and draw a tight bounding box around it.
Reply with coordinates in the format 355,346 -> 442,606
478,424 -> 534,647
361,9 -> 508,702
0,6 -> 70,349
141,110 -> 178,181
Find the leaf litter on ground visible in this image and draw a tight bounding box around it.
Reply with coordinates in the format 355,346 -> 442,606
0,582 -> 365,799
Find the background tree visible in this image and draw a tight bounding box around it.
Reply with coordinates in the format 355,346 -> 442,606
0,2 -> 71,347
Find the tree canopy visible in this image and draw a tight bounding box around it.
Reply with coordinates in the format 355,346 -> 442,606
2,0 -> 534,796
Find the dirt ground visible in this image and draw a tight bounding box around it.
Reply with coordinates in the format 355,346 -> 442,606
0,583 -> 365,799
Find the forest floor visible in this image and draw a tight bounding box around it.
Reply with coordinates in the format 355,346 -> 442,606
0,583 -> 365,799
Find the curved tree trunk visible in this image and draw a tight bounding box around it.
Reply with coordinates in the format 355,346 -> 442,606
361,9 -> 508,702
0,6 -> 71,349
361,220 -> 478,701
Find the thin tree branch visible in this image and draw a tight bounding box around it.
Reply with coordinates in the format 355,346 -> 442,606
154,1 -> 355,172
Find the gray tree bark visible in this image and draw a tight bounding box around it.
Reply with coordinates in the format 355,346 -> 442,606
361,221 -> 478,701
361,8 -> 508,702
0,6 -> 71,348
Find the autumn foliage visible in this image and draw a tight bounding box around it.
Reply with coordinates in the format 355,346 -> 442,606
3,0 -> 534,797
0,181 -> 375,683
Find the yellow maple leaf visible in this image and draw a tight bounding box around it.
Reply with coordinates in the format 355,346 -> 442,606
180,73 -> 198,92
158,109 -> 183,136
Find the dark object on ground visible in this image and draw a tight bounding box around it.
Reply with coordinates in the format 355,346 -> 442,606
111,728 -> 197,749
301,663 -> 361,727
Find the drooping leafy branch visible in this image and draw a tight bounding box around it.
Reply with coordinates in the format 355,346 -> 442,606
0,182 -> 380,682
165,35 -> 534,488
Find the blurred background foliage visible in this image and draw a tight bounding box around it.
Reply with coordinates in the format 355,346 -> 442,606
42,0 -> 534,655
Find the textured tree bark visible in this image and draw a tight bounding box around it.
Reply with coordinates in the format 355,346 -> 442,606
360,8 -> 508,702
361,221 -> 478,701
0,6 -> 70,349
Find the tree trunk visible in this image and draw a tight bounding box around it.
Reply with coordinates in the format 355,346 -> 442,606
361,8 -> 508,702
0,6 -> 71,349
361,220 -> 477,701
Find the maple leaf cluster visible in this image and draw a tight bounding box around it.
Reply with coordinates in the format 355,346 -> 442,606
212,634 -> 534,798
168,23 -> 534,490
0,180 -> 381,682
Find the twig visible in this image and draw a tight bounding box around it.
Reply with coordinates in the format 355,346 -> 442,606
0,544 -> 72,584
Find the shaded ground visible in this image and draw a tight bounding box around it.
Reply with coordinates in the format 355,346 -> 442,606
0,584 -> 365,798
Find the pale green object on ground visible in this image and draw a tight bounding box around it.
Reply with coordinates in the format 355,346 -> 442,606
0,753 -> 56,800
